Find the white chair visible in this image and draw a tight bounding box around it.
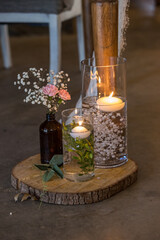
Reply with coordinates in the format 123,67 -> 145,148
0,25 -> 12,68
0,0 -> 85,72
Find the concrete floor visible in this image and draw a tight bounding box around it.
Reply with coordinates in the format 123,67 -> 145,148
1,2 -> 160,240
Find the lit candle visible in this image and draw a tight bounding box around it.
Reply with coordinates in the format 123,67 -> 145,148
96,92 -> 125,112
70,121 -> 90,139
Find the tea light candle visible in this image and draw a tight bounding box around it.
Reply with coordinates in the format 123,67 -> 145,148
70,122 -> 90,139
96,92 -> 125,112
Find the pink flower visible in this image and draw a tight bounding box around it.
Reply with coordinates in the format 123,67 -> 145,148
59,89 -> 71,100
42,84 -> 58,97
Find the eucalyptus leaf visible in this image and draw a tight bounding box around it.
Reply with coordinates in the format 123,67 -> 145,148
52,165 -> 63,179
50,155 -> 63,166
35,164 -> 50,171
43,169 -> 55,182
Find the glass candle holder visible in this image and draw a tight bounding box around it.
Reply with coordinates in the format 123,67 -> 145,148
62,108 -> 94,182
81,57 -> 128,168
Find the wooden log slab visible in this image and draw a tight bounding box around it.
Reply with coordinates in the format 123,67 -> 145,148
11,154 -> 138,205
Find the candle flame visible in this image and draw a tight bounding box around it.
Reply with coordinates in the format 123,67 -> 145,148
109,91 -> 114,98
98,77 -> 101,84
79,121 -> 83,126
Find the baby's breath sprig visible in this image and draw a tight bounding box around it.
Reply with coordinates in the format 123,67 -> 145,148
14,68 -> 71,114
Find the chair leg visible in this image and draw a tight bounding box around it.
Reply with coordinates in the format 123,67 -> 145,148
49,14 -> 61,73
0,25 -> 12,68
76,15 -> 85,69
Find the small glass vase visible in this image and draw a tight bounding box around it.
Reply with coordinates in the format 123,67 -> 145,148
39,113 -> 62,164
62,108 -> 94,182
81,57 -> 128,168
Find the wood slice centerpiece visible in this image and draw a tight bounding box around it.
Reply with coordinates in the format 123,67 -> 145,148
11,154 -> 138,205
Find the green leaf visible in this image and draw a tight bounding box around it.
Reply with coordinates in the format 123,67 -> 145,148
49,155 -> 63,166
48,96 -> 53,101
43,169 -> 55,182
63,126 -> 67,131
58,98 -> 62,104
72,156 -> 79,160
84,143 -> 90,150
67,148 -> 75,152
52,165 -> 63,179
35,164 -> 50,171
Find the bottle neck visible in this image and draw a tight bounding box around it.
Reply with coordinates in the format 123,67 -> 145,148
46,113 -> 55,121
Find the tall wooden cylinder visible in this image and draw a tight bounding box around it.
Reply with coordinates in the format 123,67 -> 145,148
91,0 -> 118,65
91,0 -> 118,95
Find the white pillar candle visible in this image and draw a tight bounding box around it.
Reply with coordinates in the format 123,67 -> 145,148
70,126 -> 91,139
96,92 -> 125,112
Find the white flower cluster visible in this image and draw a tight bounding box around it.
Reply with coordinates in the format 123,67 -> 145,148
14,68 -> 70,113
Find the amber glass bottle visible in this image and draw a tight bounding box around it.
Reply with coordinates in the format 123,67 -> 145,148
39,113 -> 62,164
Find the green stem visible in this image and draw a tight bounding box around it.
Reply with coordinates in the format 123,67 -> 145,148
86,139 -> 93,151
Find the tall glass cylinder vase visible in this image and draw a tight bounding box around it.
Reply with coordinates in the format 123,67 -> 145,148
62,108 -> 94,182
81,57 -> 127,168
